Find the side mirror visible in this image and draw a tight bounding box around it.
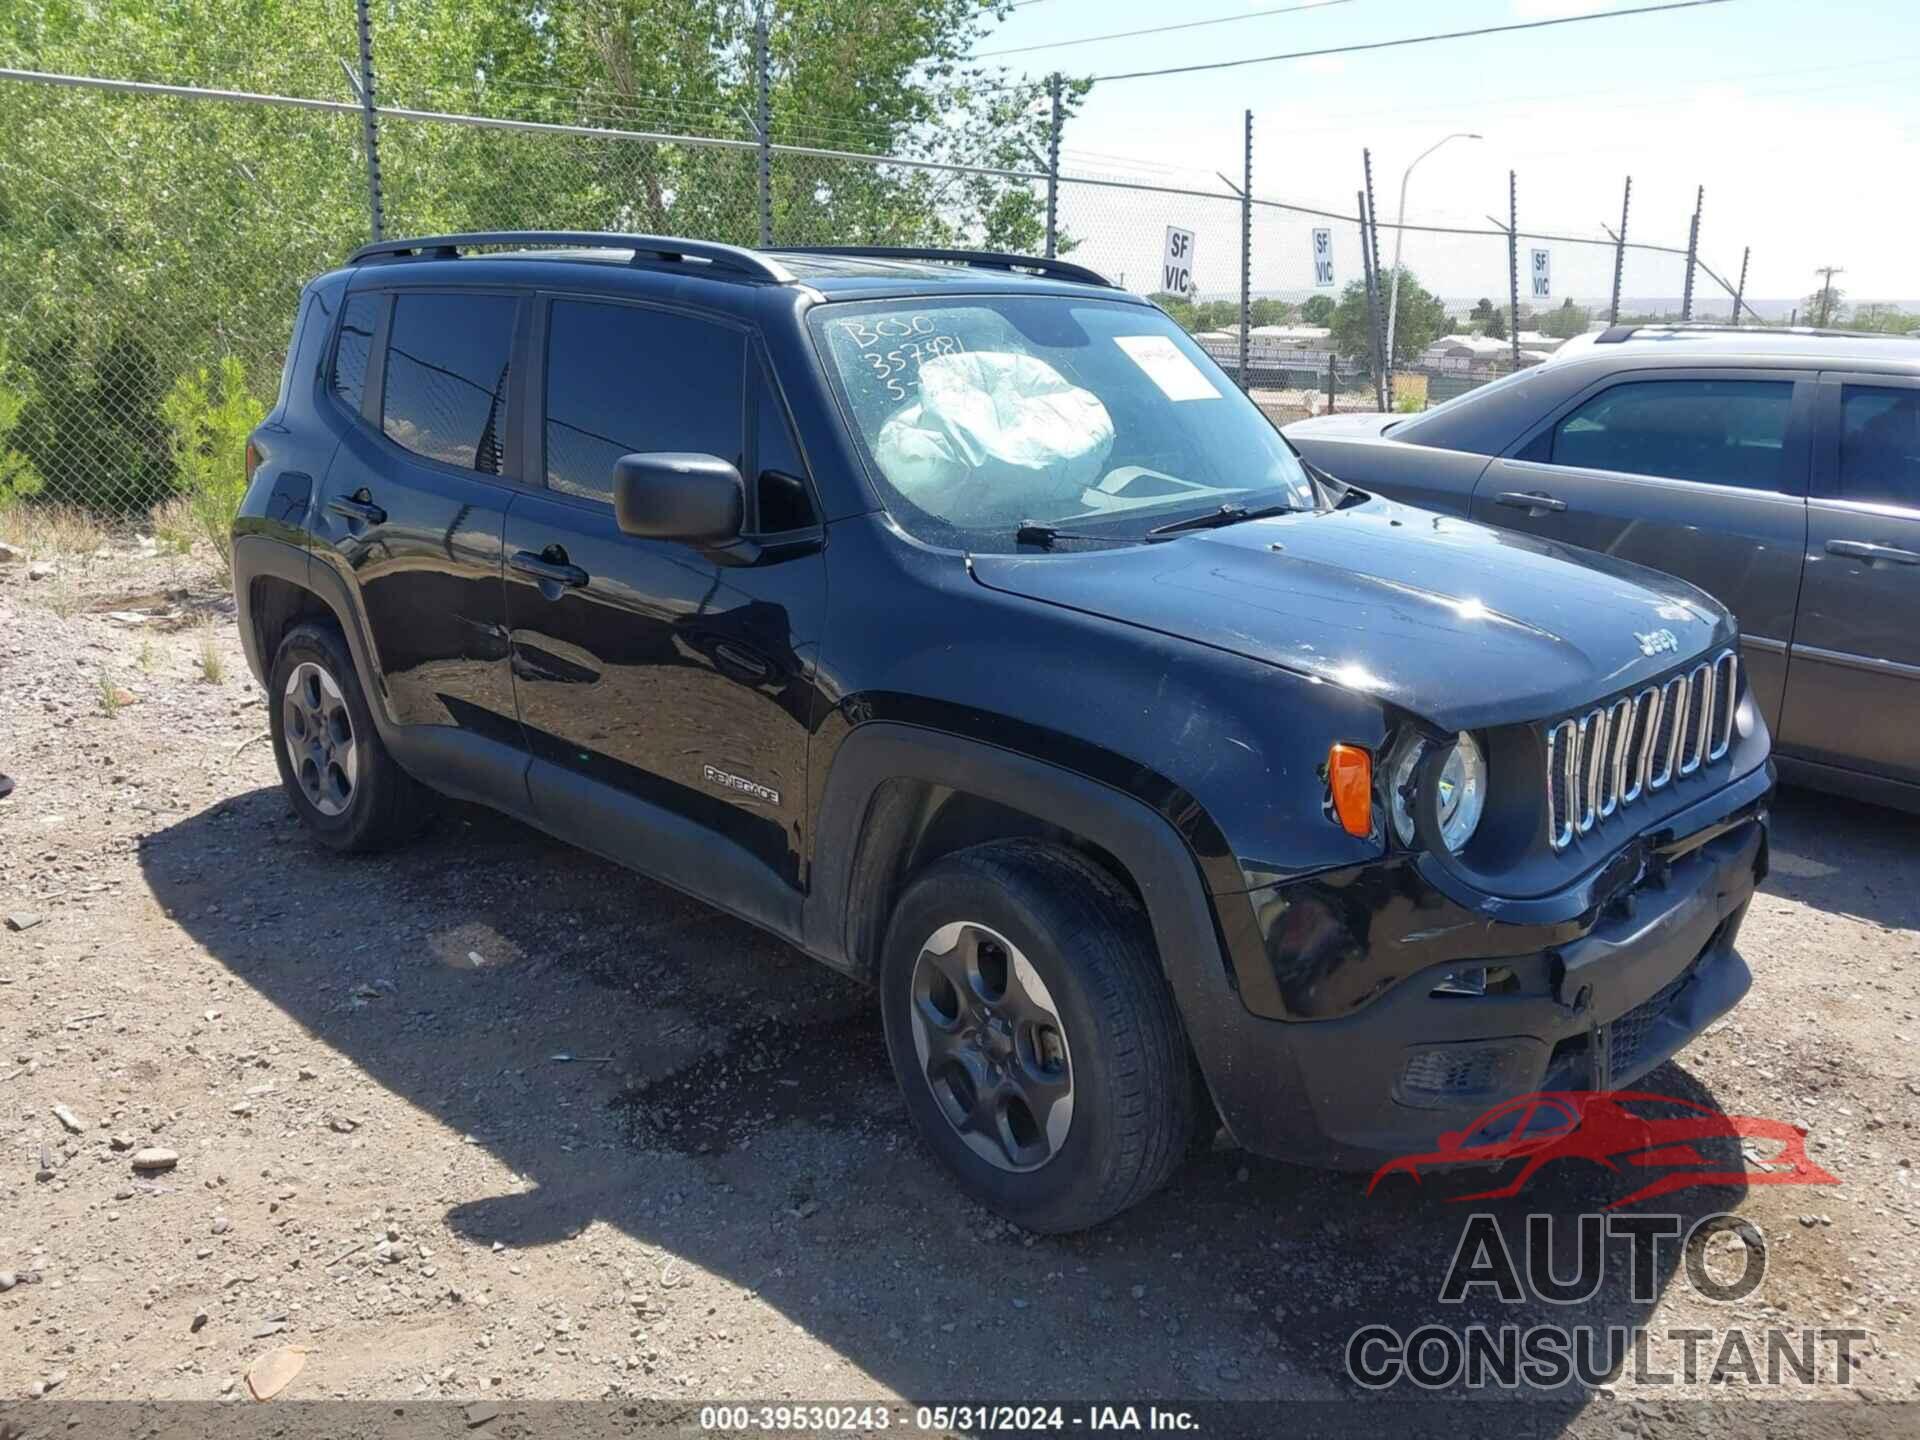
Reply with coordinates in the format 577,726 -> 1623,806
612,452 -> 744,546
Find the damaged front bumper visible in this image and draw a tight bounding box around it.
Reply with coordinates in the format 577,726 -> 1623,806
1194,761 -> 1771,1170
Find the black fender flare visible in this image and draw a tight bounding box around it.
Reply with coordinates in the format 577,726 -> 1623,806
233,533 -> 395,730
803,723 -> 1265,1103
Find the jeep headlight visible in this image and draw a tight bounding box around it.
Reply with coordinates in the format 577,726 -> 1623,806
1390,730 -> 1487,853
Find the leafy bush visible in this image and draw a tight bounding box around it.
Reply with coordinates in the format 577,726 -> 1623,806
159,356 -> 265,583
0,339 -> 46,510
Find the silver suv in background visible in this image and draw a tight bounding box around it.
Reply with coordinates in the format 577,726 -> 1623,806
1285,325 -> 1920,811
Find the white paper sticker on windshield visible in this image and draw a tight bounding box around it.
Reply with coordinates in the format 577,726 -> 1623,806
1113,335 -> 1221,402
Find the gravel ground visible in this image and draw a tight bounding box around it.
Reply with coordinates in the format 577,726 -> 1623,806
2,540 -> 1918,1428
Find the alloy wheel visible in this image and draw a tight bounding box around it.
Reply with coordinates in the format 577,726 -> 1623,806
282,660 -> 358,817
907,921 -> 1074,1172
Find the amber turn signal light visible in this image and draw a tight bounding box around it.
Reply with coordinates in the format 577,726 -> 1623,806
1327,743 -> 1373,838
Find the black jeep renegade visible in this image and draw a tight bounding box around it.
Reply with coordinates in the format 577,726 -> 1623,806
233,232 -> 1772,1232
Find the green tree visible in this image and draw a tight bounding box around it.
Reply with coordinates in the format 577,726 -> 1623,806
1299,294 -> 1335,326
1483,307 -> 1508,341
1851,303 -> 1920,335
1539,297 -> 1592,340
1249,297 -> 1295,327
1470,297 -> 1495,322
1329,268 -> 1447,369
0,0 -> 1075,515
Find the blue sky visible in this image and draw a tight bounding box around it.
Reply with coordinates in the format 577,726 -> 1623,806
975,0 -> 1919,306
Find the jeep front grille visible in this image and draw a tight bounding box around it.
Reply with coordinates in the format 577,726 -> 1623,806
1544,650 -> 1737,850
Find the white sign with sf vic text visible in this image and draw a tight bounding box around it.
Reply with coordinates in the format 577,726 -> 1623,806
1312,227 -> 1334,287
1163,226 -> 1196,298
1531,248 -> 1551,300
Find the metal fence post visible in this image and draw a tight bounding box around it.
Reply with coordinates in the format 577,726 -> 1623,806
754,11 -> 772,247
1326,352 -> 1337,415
354,0 -> 385,241
1610,175 -> 1631,325
1044,73 -> 1062,259
1732,245 -> 1750,326
1239,109 -> 1252,392
1363,147 -> 1390,411
1681,185 -> 1702,321
1357,188 -> 1383,411
1507,170 -> 1519,371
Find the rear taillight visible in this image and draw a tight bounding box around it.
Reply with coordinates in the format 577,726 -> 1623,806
245,440 -> 262,485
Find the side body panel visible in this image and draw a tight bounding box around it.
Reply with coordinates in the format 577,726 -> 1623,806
1779,371 -> 1920,782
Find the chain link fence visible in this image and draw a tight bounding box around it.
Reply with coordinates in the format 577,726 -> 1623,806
0,62 -> 1758,523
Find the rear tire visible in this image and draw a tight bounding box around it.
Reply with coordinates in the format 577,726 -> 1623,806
879,839 -> 1195,1232
267,620 -> 427,852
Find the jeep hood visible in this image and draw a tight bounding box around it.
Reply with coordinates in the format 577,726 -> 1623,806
968,498 -> 1735,733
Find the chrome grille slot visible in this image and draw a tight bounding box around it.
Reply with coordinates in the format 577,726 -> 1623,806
1546,719 -> 1577,849
1541,652 -> 1739,851
1576,708 -> 1606,833
1619,687 -> 1659,806
1649,675 -> 1686,789
1599,697 -> 1632,818
1678,661 -> 1712,776
1708,650 -> 1737,762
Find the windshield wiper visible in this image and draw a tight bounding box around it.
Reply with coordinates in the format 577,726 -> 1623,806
1144,502 -> 1296,541
1014,521 -> 1133,550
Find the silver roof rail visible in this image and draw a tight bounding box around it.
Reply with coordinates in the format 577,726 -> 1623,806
346,231 -> 794,283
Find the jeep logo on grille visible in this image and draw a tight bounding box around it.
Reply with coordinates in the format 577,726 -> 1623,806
1635,628 -> 1680,657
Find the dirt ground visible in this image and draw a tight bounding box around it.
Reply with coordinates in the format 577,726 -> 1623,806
3,537 -> 1919,1427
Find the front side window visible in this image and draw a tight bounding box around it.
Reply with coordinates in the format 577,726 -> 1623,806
1548,378 -> 1792,491
381,292 -> 516,473
810,296 -> 1317,552
544,300 -> 744,503
331,292 -> 382,415
1839,385 -> 1920,510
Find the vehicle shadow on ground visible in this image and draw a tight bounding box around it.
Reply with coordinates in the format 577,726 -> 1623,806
141,786 -> 1758,1404
1765,788 -> 1919,934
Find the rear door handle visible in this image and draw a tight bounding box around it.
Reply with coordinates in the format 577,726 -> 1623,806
1495,490 -> 1568,516
327,495 -> 387,526
510,549 -> 590,588
1826,539 -> 1920,566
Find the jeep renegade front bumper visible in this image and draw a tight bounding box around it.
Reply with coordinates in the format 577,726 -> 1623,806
1195,762 -> 1770,1170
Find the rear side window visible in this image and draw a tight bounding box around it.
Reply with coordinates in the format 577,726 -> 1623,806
381,292 -> 517,473
1549,378 -> 1793,490
1839,385 -> 1920,509
543,300 -> 744,503
331,292 -> 382,415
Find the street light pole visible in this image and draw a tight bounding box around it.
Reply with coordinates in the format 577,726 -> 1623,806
1386,132 -> 1481,365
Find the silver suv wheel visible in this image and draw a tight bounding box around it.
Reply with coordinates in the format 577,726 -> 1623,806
908,920 -> 1074,1172
282,660 -> 358,817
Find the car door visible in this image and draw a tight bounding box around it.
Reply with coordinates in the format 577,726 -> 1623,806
1467,370 -> 1812,733
503,293 -> 827,925
311,285 -> 528,798
1777,374 -> 1920,784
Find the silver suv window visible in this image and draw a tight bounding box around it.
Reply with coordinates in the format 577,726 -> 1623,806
1548,378 -> 1792,490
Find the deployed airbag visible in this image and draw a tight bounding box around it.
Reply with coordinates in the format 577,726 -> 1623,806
873,352 -> 1114,523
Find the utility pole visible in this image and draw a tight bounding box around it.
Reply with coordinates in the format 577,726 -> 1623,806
1814,266 -> 1844,327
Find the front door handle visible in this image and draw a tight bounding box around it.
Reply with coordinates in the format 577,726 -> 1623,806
1495,490 -> 1568,516
1826,539 -> 1920,567
327,494 -> 387,526
510,549 -> 590,588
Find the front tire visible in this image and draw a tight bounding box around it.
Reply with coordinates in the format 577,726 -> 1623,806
267,620 -> 426,852
879,839 -> 1195,1232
